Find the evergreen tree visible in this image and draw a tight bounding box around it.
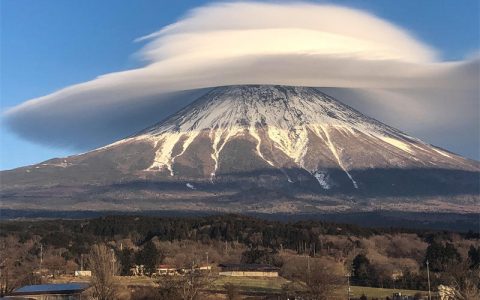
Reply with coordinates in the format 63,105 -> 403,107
352,254 -> 372,286
117,248 -> 134,276
136,240 -> 163,276
468,245 -> 480,269
241,249 -> 280,266
424,241 -> 461,272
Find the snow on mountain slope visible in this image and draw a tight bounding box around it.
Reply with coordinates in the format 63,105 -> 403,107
97,85 -> 477,189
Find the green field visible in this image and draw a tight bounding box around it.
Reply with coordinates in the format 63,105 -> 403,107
213,276 -> 426,298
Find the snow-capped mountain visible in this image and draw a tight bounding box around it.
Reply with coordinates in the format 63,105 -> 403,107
1,85 -> 479,213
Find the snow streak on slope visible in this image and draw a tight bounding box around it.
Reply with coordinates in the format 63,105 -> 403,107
319,125 -> 358,188
376,136 -> 413,154
249,126 -> 275,167
210,127 -> 243,177
431,147 -> 452,158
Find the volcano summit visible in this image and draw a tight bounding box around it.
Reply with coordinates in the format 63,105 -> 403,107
1,85 -> 478,213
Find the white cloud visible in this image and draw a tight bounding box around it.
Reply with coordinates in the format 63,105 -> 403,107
3,2 -> 479,159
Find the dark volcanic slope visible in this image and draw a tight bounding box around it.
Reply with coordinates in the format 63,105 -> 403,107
1,85 -> 479,213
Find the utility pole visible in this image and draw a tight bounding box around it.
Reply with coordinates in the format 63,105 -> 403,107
347,263 -> 354,300
346,272 -> 351,300
306,255 -> 311,286
38,244 -> 43,283
80,254 -> 84,271
111,249 -> 115,276
307,255 -> 310,273
206,251 -> 209,272
39,244 -> 43,270
426,260 -> 431,300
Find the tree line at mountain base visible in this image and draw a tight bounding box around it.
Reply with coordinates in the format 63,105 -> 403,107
1,214 -> 479,299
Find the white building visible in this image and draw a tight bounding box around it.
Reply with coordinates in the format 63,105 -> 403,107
218,263 -> 279,277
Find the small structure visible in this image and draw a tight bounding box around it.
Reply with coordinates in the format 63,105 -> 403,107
197,264 -> 212,272
7,283 -> 90,300
391,270 -> 403,280
74,270 -> 91,277
130,264 -> 145,276
218,263 -> 279,277
438,285 -> 456,300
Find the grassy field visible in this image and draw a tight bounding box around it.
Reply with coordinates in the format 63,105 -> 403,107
212,276 -> 426,298
350,286 -> 426,298
212,276 -> 289,293
52,275 -> 427,298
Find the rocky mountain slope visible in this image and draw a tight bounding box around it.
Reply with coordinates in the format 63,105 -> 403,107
2,85 -> 479,213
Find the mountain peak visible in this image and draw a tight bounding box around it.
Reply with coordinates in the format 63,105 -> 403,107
141,85 -> 385,134
120,85 -> 477,184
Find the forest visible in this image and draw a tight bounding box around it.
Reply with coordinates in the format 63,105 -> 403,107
1,214 -> 479,299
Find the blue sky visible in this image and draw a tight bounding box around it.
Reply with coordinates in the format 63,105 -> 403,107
1,0 -> 479,170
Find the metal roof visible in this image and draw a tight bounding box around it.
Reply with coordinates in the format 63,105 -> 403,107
12,283 -> 89,295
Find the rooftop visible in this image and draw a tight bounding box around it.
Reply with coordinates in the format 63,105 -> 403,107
219,263 -> 280,272
11,283 -> 90,296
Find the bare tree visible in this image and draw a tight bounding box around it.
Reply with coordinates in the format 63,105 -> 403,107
0,236 -> 39,296
283,257 -> 343,300
88,244 -> 118,300
304,266 -> 341,300
179,271 -> 214,300
224,283 -> 240,300
43,256 -> 65,278
157,270 -> 214,300
157,275 -> 182,300
447,263 -> 480,300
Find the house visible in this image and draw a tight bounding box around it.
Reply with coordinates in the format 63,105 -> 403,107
218,263 -> 279,277
6,283 -> 90,300
156,264 -> 178,276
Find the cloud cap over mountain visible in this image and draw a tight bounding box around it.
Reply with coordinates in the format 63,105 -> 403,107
3,2 -> 479,159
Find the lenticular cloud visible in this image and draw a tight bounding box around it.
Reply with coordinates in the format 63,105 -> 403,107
3,2 -> 479,158
139,2 -> 436,63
